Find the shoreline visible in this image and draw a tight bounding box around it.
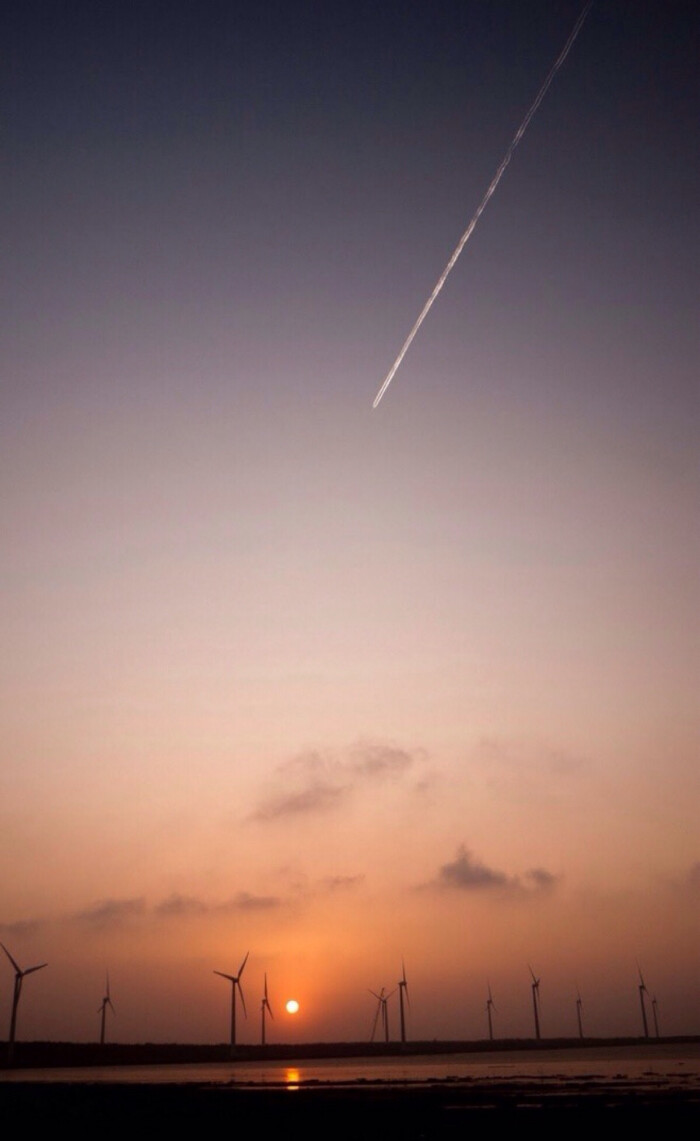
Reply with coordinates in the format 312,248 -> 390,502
2,1034 -> 699,1071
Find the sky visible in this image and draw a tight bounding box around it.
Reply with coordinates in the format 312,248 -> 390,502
1,1 -> 698,1045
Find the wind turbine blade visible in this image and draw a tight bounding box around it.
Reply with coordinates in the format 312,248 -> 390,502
385,987 -> 398,1000
369,989 -> 382,1000
214,971 -> 235,981
264,972 -> 268,1000
108,999 -> 116,1013
401,959 -> 407,985
238,980 -> 247,1018
1,943 -> 21,973
238,951 -> 250,977
23,963 -> 48,976
528,964 -> 537,983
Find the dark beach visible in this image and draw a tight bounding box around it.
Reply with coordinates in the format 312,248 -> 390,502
2,1039 -> 699,1132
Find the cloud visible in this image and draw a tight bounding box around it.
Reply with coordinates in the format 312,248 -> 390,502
227,891 -> 280,911
523,867 -> 558,892
252,782 -> 348,822
72,898 -> 146,927
0,919 -> 43,939
154,894 -> 209,917
429,845 -> 559,897
437,847 -> 511,891
252,740 -> 423,822
321,874 -> 365,893
154,892 -> 281,916
346,742 -> 417,779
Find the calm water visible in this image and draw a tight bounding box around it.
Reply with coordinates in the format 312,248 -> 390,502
1,1043 -> 699,1089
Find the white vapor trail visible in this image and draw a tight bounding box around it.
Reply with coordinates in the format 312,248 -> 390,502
372,2 -> 593,409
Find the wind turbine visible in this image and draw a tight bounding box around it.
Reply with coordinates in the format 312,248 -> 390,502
1,943 -> 47,1063
637,964 -> 649,1039
98,971 -> 115,1046
486,982 -> 496,1041
214,951 -> 249,1055
369,986 -> 396,1043
397,961 -> 410,1045
652,995 -> 660,1039
260,972 -> 274,1046
528,965 -> 541,1040
575,986 -> 584,1039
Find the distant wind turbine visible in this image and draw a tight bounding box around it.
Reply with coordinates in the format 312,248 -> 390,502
261,972 -> 274,1046
652,995 -> 660,1039
486,982 -> 497,1041
1,943 -> 47,1064
529,965 -> 541,1040
637,964 -> 649,1039
98,971 -> 115,1046
575,986 -> 584,1040
369,986 -> 396,1043
214,951 -> 249,1055
397,961 -> 410,1045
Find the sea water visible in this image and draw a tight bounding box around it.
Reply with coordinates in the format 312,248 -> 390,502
1,1042 -> 698,1090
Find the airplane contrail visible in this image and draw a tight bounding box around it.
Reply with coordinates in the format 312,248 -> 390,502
372,1 -> 593,409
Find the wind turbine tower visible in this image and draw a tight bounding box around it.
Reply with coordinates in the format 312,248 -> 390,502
261,973 -> 274,1046
1,943 -> 47,1064
98,972 -> 115,1046
486,983 -> 496,1041
637,965 -> 649,1039
214,951 -> 249,1056
575,987 -> 584,1039
398,961 -> 410,1045
652,995 -> 660,1039
369,986 -> 395,1043
529,965 -> 541,1040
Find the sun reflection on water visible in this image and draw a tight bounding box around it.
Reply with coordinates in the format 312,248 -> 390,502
285,1068 -> 300,1090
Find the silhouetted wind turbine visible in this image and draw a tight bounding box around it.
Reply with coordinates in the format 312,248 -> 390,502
652,995 -> 660,1038
397,961 -> 410,1045
369,987 -> 385,1042
1,943 -> 47,1063
98,971 -> 115,1046
486,982 -> 496,1041
369,986 -> 396,1043
637,964 -> 649,1039
214,951 -> 248,1055
528,965 -> 541,1040
260,972 -> 274,1046
575,986 -> 584,1039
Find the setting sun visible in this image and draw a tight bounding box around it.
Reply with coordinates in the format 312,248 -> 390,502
285,1000 -> 300,1015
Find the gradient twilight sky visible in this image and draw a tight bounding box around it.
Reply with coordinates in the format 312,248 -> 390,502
2,1 -> 698,1045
